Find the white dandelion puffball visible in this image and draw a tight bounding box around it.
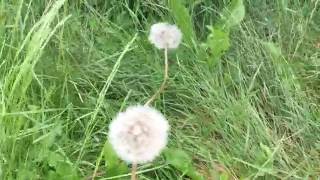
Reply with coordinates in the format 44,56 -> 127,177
148,22 -> 182,49
108,105 -> 169,164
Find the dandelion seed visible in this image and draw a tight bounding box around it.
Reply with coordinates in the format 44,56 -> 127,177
108,105 -> 169,164
148,22 -> 182,49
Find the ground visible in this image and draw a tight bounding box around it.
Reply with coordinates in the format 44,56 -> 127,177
0,0 -> 320,179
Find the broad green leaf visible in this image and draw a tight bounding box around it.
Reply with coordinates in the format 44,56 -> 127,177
103,142 -> 129,177
206,26 -> 230,66
56,162 -> 80,180
44,151 -> 80,180
168,0 -> 196,45
164,148 -> 204,180
47,162 -> 80,180
221,0 -> 245,28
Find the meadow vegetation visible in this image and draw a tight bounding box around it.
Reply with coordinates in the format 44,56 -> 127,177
0,0 -> 319,179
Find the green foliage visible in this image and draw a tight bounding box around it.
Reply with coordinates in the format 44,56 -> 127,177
103,142 -> 129,177
205,26 -> 230,66
0,0 -> 319,179
220,0 -> 245,28
254,143 -> 274,177
164,148 -> 204,180
5,0 -> 69,105
262,41 -> 282,59
168,0 -> 196,46
47,154 -> 80,180
204,0 -> 245,66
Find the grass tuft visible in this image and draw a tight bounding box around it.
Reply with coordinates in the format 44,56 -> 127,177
0,0 -> 319,179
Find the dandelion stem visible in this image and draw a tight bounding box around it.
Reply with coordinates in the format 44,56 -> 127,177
131,163 -> 138,180
145,47 -> 168,106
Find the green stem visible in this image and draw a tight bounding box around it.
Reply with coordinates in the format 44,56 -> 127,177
145,47 -> 168,106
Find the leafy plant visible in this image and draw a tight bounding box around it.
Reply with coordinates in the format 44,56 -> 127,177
168,0 -> 196,46
164,148 -> 204,180
220,0 -> 246,29
205,26 -> 230,66
103,142 -> 129,177
204,0 -> 245,66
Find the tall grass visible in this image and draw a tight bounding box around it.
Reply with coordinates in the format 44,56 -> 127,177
0,0 -> 319,179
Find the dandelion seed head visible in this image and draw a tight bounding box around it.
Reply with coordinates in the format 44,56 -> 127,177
108,105 -> 169,164
148,22 -> 182,49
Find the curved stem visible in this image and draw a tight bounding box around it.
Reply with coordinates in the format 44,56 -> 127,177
145,47 -> 168,106
131,163 -> 138,180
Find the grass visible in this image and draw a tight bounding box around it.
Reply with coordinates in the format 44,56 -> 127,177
0,0 -> 320,179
